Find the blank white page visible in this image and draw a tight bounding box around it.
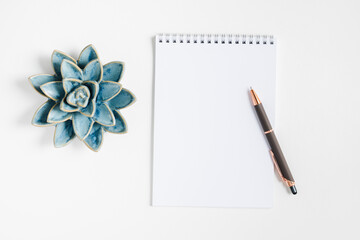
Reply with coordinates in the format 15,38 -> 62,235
153,34 -> 276,208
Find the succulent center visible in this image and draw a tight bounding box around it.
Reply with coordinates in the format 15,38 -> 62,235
66,85 -> 90,108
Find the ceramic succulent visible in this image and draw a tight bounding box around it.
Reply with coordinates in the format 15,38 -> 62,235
29,45 -> 135,151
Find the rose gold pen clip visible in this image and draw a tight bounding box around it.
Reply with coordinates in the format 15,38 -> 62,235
269,150 -> 295,187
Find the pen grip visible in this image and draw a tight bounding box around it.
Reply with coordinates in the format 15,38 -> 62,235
254,104 -> 294,182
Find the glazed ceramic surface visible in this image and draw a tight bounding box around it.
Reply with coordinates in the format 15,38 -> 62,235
29,45 -> 135,151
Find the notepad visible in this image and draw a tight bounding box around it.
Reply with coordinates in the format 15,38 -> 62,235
152,34 -> 276,208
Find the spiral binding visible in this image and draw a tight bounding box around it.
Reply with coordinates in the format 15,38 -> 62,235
157,34 -> 274,45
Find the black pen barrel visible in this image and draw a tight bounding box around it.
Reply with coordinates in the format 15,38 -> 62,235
254,103 -> 295,183
265,131 -> 294,182
254,103 -> 272,132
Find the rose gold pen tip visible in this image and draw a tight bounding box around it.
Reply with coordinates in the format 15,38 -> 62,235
250,86 -> 253,90
250,88 -> 261,105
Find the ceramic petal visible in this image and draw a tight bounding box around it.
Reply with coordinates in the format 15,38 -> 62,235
104,111 -> 127,133
52,50 -> 76,77
83,59 -> 102,82
61,59 -> 83,80
32,100 -> 56,126
60,98 -> 79,112
66,86 -> 90,108
63,78 -> 82,94
102,62 -> 124,82
107,88 -> 136,110
40,81 -> 65,101
29,74 -> 57,97
80,99 -> 95,117
72,112 -> 94,140
78,44 -> 99,69
47,103 -> 72,123
93,103 -> 115,126
54,120 -> 75,147
82,80 -> 99,97
84,123 -> 103,152
97,81 -> 122,102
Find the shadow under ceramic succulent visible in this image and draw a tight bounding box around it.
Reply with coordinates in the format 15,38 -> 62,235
29,45 -> 135,151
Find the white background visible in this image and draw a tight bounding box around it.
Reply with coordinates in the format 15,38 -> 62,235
0,0 -> 359,239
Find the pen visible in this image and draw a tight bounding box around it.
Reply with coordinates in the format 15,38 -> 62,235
249,87 -> 297,195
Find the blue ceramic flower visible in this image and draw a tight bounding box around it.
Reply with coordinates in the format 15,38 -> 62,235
29,45 -> 135,151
